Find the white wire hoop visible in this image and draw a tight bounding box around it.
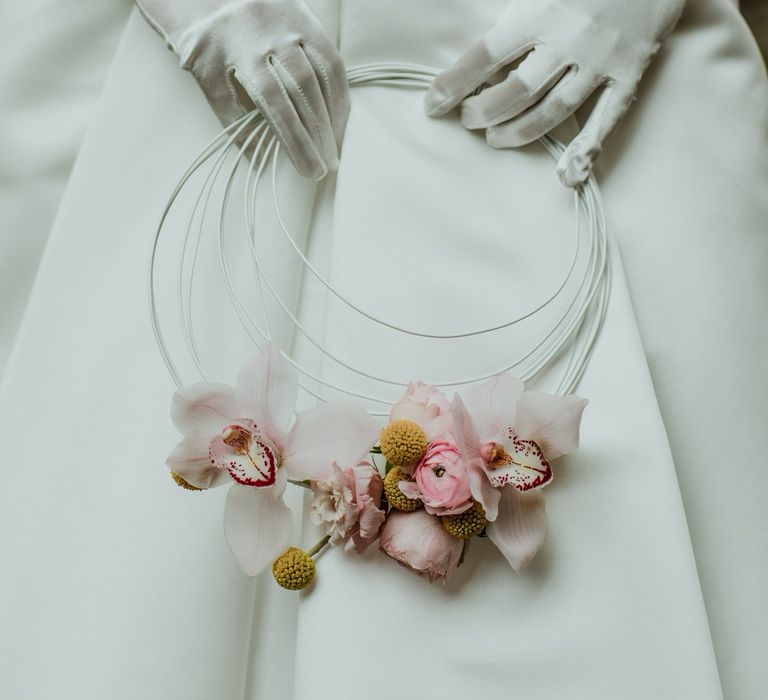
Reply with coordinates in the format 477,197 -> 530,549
149,63 -> 612,416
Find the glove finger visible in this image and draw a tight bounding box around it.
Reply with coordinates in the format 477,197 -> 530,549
300,39 -> 350,150
556,80 -> 638,188
234,62 -> 325,179
193,65 -> 250,129
425,34 -> 534,117
236,61 -> 326,179
486,69 -> 602,148
270,46 -> 339,172
460,48 -> 570,129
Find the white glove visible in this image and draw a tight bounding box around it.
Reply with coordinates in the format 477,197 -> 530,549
424,0 -> 685,187
137,0 -> 349,179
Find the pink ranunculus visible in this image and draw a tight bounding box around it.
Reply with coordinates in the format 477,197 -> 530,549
402,438 -> 474,516
310,462 -> 386,553
390,381 -> 453,441
380,509 -> 464,583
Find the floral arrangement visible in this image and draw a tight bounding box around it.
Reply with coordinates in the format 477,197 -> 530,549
166,345 -> 587,588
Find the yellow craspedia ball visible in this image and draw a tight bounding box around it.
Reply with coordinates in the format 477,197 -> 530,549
170,471 -> 204,491
379,419 -> 428,467
383,466 -> 422,512
272,547 -> 316,590
442,502 -> 487,539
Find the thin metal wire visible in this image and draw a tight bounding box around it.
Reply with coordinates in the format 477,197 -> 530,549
149,111 -> 259,387
230,139 -> 604,391
148,63 -> 612,409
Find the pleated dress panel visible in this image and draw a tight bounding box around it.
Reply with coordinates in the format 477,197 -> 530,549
0,12 -> 314,700
0,0 -> 132,376
592,2 -> 768,697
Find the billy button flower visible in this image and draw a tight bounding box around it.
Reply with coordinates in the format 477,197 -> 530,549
379,419 -> 428,468
442,501 -> 487,539
383,466 -> 422,512
272,535 -> 331,590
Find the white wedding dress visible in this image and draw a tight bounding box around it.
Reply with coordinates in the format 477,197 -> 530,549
1,1 -> 766,699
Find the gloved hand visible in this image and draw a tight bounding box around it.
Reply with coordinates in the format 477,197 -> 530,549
424,0 -> 685,187
137,0 -> 349,179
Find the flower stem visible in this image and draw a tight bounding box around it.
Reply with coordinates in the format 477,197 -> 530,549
458,539 -> 471,567
307,534 -> 331,558
288,479 -> 312,490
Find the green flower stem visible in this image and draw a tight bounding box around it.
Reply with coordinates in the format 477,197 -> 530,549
458,539 -> 471,567
288,479 -> 312,489
307,534 -> 331,558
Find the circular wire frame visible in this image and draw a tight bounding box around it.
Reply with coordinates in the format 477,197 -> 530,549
149,64 -> 612,414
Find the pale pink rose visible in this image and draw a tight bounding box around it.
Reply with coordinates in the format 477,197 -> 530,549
390,382 -> 453,441
380,509 -> 464,583
399,438 -> 473,516
310,463 -> 386,553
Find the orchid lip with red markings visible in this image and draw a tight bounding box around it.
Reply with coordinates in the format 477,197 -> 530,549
208,419 -> 280,487
484,434 -> 553,492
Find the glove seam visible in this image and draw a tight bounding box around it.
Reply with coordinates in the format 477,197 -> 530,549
270,53 -> 325,151
301,43 -> 334,122
480,61 -> 575,125
433,41 -> 539,114
225,65 -> 251,122
238,59 -> 319,175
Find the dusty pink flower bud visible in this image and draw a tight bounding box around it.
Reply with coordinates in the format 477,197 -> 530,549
380,509 -> 463,583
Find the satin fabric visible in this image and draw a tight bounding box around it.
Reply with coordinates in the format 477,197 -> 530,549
0,1 -> 766,699
0,0 -> 131,375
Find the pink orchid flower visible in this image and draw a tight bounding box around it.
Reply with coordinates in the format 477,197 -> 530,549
166,344 -> 379,576
453,375 -> 587,573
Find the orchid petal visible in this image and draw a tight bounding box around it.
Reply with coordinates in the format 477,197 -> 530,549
514,391 -> 588,460
223,475 -> 292,577
487,487 -> 548,573
282,402 -> 379,481
463,374 -> 524,441
466,458 -> 501,521
451,394 -> 483,462
171,383 -> 239,435
236,345 -> 297,448
166,430 -> 231,489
